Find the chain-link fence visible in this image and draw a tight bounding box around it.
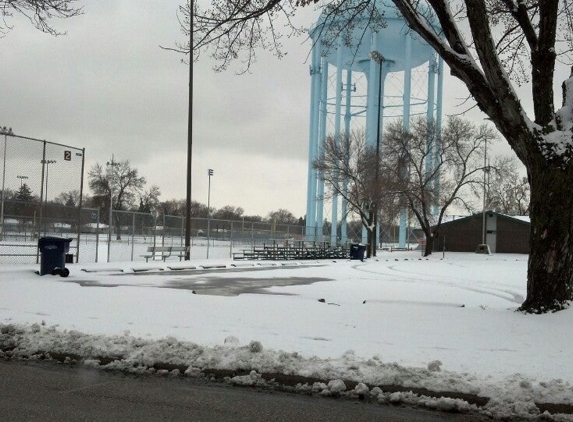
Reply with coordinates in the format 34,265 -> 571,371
0,199 -> 370,264
0,130 -> 85,263
0,131 -> 425,265
0,129 -> 421,265
72,210 -> 322,263
0,198 -> 422,264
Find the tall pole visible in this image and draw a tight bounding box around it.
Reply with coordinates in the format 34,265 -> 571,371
107,155 -> 117,263
42,160 -> 56,205
38,143 -> 46,238
185,1 -> 194,260
108,183 -> 112,263
46,162 -> 50,205
482,137 -> 488,245
0,126 -> 13,240
369,50 -> 385,258
374,53 -> 383,258
207,168 -> 213,259
76,148 -> 86,263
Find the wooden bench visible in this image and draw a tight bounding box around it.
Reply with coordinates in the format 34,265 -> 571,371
141,246 -> 189,262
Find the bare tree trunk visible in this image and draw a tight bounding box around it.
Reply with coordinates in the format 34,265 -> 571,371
366,210 -> 375,258
424,232 -> 434,257
372,206 -> 378,257
367,227 -> 375,258
520,165 -> 573,313
115,213 -> 122,241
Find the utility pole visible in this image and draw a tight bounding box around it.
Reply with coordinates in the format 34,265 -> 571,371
106,155 -> 118,262
482,137 -> 488,245
0,126 -> 14,241
207,168 -> 213,259
185,1 -> 194,260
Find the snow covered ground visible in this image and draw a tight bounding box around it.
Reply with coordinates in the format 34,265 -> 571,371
1,250 -> 573,419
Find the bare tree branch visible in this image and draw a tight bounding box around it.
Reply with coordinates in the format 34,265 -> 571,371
0,0 -> 82,36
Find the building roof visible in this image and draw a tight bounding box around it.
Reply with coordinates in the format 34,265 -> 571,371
438,211 -> 530,227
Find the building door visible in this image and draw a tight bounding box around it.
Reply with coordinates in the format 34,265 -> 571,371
485,213 -> 497,253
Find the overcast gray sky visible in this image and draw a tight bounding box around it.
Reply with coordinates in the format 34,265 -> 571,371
1,1 -> 561,218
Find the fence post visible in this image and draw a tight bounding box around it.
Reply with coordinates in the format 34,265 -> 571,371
95,209 -> 100,263
75,147 -> 86,263
162,213 -> 166,247
152,212 -> 157,250
107,209 -> 112,263
229,220 -> 233,258
251,222 -> 254,248
131,213 -> 135,261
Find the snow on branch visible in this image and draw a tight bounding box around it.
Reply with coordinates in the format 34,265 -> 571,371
533,67 -> 573,166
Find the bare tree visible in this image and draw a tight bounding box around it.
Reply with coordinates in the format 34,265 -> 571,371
138,186 -> 162,214
213,205 -> 245,220
267,208 -> 299,225
0,0 -> 82,36
88,158 -> 146,239
392,2 -> 573,313
314,130 -> 390,257
174,0 -> 302,71
158,199 -> 211,219
159,199 -> 186,218
487,157 -> 530,216
183,0 -> 573,313
55,189 -> 81,207
383,116 -> 495,256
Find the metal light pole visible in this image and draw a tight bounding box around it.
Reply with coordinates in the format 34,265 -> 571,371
185,1 -> 194,260
367,51 -> 394,256
41,160 -> 56,205
482,137 -> 488,245
371,50 -> 384,257
17,175 -> 28,188
206,168 -> 213,259
106,156 -> 119,262
0,126 -> 13,240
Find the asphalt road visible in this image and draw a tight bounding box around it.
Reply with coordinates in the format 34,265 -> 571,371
0,360 -> 489,422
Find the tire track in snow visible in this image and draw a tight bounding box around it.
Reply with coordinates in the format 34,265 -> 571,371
350,262 -> 524,304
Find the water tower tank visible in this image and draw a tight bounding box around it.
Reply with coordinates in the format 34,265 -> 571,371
311,1 -> 434,74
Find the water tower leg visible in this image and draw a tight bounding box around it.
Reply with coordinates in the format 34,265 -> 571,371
306,46 -> 321,241
330,46 -> 344,246
340,70 -> 353,244
433,57 -> 444,215
399,36 -> 412,249
316,60 -> 329,242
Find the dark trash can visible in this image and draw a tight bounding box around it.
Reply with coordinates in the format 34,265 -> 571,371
38,236 -> 73,277
350,243 -> 366,261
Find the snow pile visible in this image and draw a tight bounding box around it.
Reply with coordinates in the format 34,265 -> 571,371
2,322 -> 573,419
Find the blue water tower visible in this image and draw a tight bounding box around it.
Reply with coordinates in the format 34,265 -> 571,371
305,1 -> 443,248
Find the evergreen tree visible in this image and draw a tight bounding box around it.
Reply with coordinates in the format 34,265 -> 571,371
15,183 -> 34,202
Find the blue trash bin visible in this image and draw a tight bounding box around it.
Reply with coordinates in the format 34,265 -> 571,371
38,237 -> 72,277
